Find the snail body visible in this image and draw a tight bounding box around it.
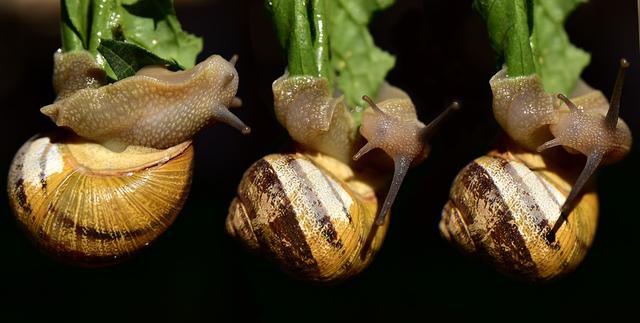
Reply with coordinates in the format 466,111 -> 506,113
440,148 -> 598,280
8,49 -> 250,266
227,152 -> 387,282
490,60 -> 631,212
8,133 -> 193,266
42,54 -> 249,150
272,75 -> 358,163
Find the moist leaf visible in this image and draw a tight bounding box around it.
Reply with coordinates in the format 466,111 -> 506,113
330,0 -> 396,122
60,0 -> 202,81
530,0 -> 590,94
61,0 -> 90,51
97,39 -> 182,80
119,0 -> 203,69
473,0 -> 536,77
265,0 -> 330,78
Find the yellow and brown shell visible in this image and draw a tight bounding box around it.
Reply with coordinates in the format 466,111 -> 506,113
440,149 -> 598,281
7,133 -> 194,266
227,152 -> 388,282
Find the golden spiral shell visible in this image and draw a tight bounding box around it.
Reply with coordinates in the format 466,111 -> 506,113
440,149 -> 598,281
226,152 -> 388,282
7,133 -> 194,266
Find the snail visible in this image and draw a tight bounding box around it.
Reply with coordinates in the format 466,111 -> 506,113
355,95 -> 460,225
440,59 -> 631,280
226,152 -> 386,282
42,53 -> 249,151
229,74 -> 458,281
490,59 -> 631,214
440,145 -> 598,280
7,50 -> 249,266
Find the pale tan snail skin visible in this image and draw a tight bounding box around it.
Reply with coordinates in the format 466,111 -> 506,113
440,146 -> 598,281
42,53 -> 249,151
273,74 -> 459,225
7,50 -> 249,266
229,74 -> 457,281
490,59 -> 632,213
227,152 -> 387,282
355,95 -> 460,225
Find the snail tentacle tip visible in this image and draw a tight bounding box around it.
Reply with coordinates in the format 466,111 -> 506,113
362,95 -> 384,114
536,138 -> 561,152
620,58 -> 630,68
230,54 -> 239,66
353,142 -> 376,161
230,97 -> 243,108
557,93 -> 579,112
448,100 -> 462,111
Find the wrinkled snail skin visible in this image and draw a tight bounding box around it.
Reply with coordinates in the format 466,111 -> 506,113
489,60 -> 632,212
272,75 -> 358,163
440,149 -> 598,281
41,54 -> 249,150
226,152 -> 388,282
8,134 -> 194,266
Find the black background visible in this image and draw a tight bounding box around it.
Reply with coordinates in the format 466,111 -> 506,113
1,0 -> 639,321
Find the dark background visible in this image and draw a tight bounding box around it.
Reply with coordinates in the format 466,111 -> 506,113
1,0 -> 638,321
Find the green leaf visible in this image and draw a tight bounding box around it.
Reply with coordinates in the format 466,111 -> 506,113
97,39 -> 182,80
61,0 -> 90,51
267,0 -> 396,124
329,0 -> 396,121
266,0 -> 330,78
473,0 -> 536,77
531,0 -> 590,94
59,0 -> 202,80
119,0 -> 203,69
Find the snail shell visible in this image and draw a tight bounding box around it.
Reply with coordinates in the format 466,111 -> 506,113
226,152 -> 387,282
440,148 -> 598,281
7,133 -> 193,266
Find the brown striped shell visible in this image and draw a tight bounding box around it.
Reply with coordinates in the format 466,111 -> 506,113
7,133 -> 194,266
226,152 -> 388,282
440,149 -> 598,281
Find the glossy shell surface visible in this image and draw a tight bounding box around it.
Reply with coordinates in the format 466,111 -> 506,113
7,134 -> 194,266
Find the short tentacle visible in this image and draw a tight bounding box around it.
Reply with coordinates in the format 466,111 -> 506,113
352,142 -> 376,161
362,95 -> 386,115
536,138 -> 562,152
229,54 -> 239,66
557,94 -> 579,112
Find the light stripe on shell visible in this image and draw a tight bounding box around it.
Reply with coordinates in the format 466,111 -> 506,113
440,153 -> 598,280
7,134 -> 194,266
227,153 -> 388,282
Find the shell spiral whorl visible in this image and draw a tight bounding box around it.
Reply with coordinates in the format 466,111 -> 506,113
226,152 -> 388,282
8,134 -> 194,266
440,149 -> 598,280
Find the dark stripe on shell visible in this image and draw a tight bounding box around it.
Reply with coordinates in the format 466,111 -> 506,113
458,159 -> 538,277
497,158 -> 554,238
240,158 -> 320,276
49,204 -> 154,241
287,156 -> 343,249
